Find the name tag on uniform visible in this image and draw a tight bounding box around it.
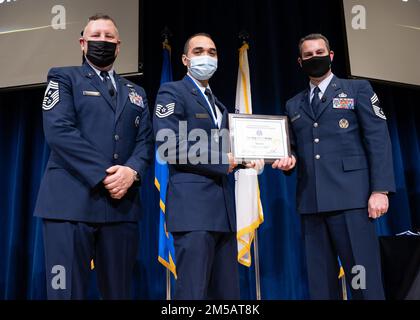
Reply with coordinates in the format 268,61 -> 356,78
333,98 -> 354,110
290,114 -> 301,122
83,91 -> 101,97
195,113 -> 210,119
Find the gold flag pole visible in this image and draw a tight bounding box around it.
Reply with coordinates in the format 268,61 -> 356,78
161,26 -> 173,301
238,30 -> 262,301
253,231 -> 262,300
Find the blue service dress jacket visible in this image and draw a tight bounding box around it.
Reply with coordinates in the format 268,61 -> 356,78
285,76 -> 395,214
153,76 -> 236,232
34,62 -> 153,222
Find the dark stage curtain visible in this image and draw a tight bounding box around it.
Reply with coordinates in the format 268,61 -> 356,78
1,0 -> 419,299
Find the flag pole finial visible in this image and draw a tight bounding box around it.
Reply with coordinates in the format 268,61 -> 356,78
238,30 -> 250,45
161,26 -> 173,45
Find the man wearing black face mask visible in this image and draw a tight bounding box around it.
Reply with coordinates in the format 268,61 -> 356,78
34,14 -> 153,299
273,34 -> 395,300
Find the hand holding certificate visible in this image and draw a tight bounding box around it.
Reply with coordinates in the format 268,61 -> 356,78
229,114 -> 291,163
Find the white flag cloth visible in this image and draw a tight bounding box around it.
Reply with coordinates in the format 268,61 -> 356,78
235,43 -> 264,267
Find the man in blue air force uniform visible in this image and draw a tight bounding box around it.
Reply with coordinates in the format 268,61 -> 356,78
153,33 -> 262,300
273,34 -> 395,299
34,14 -> 153,299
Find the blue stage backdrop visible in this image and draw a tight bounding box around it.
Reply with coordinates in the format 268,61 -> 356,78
1,0 -> 419,299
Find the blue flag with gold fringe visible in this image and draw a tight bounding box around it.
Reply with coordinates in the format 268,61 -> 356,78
155,40 -> 176,278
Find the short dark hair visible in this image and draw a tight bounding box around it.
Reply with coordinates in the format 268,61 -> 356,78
298,33 -> 330,56
81,14 -> 118,36
87,13 -> 117,27
183,33 -> 213,55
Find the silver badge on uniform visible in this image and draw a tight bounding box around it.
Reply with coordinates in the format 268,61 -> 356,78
371,93 -> 386,120
42,81 -> 60,110
155,103 -> 175,118
135,116 -> 140,128
339,118 -> 349,129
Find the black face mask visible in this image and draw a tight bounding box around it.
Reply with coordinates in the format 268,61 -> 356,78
85,40 -> 117,68
301,55 -> 331,78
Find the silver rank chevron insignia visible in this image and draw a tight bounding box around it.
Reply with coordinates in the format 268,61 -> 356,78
371,93 -> 386,120
155,103 -> 175,118
42,81 -> 59,110
129,90 -> 144,108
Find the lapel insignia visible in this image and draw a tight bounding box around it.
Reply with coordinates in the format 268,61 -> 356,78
338,92 -> 348,98
135,116 -> 140,128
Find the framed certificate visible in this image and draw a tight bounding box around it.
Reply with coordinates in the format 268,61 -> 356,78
229,113 -> 291,163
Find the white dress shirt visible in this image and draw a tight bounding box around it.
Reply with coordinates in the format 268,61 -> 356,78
187,74 -> 222,128
309,72 -> 334,104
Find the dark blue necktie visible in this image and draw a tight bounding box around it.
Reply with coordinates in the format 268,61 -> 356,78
204,88 -> 217,117
100,71 -> 117,109
311,86 -> 321,116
